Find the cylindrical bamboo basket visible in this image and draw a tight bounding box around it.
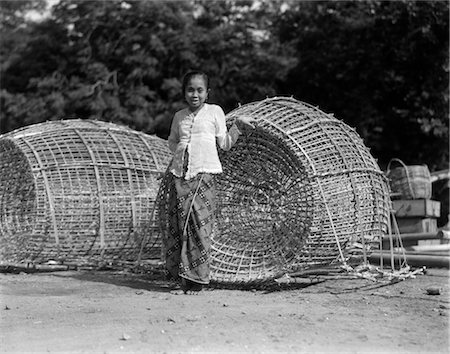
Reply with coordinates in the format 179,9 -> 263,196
386,158 -> 432,200
0,119 -> 172,265
159,97 -> 391,284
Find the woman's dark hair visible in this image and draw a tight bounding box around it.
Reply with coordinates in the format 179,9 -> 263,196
182,71 -> 209,94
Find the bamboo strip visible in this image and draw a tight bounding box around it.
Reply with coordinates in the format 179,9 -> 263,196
370,252 -> 449,268
106,130 -> 137,230
21,138 -> 59,244
73,129 -> 105,248
137,134 -> 162,172
408,244 -> 450,252
381,232 -> 442,242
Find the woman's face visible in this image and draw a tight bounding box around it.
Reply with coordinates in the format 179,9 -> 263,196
184,75 -> 208,111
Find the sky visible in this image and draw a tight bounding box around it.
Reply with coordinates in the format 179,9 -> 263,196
24,0 -> 60,21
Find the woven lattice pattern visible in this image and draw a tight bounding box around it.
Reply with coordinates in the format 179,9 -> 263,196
225,97 -> 391,273
0,119 -> 172,265
214,128 -> 313,282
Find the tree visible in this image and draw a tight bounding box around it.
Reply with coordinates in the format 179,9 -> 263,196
274,0 -> 449,170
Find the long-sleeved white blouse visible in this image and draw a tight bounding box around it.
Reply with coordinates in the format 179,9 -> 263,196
167,103 -> 241,180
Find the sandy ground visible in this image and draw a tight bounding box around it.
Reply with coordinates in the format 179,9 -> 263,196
0,266 -> 449,354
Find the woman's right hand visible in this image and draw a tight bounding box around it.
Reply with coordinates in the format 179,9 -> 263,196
236,115 -> 257,129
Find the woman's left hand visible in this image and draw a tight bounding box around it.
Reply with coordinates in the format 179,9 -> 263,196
236,115 -> 257,129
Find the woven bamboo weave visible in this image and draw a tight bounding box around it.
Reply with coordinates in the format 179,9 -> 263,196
0,119 -> 172,265
224,97 -> 391,275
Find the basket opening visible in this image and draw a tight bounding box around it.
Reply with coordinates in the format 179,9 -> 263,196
212,127 -> 313,280
0,139 -> 36,237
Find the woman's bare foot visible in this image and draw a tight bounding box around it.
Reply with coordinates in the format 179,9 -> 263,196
184,279 -> 203,295
169,279 -> 204,295
169,279 -> 187,295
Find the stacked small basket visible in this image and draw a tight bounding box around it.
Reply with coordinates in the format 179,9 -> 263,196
387,158 -> 432,200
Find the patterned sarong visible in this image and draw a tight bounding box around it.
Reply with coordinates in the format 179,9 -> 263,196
163,173 -> 215,284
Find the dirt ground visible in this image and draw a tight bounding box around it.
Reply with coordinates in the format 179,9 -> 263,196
0,266 -> 449,354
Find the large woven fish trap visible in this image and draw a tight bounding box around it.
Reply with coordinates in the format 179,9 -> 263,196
0,119 -> 172,265
223,97 -> 391,275
159,97 -> 391,284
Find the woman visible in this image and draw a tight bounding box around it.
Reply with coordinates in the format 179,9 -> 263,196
162,70 -> 255,294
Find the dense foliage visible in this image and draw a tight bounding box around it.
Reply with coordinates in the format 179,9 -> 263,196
1,0 -> 448,170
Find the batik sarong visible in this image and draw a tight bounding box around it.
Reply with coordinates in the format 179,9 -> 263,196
163,172 -> 215,284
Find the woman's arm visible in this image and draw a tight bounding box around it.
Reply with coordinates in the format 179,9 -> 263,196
235,115 -> 256,131
215,107 -> 241,151
167,115 -> 180,153
215,108 -> 257,151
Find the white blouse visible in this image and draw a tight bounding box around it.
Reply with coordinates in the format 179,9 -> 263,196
167,103 -> 241,180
